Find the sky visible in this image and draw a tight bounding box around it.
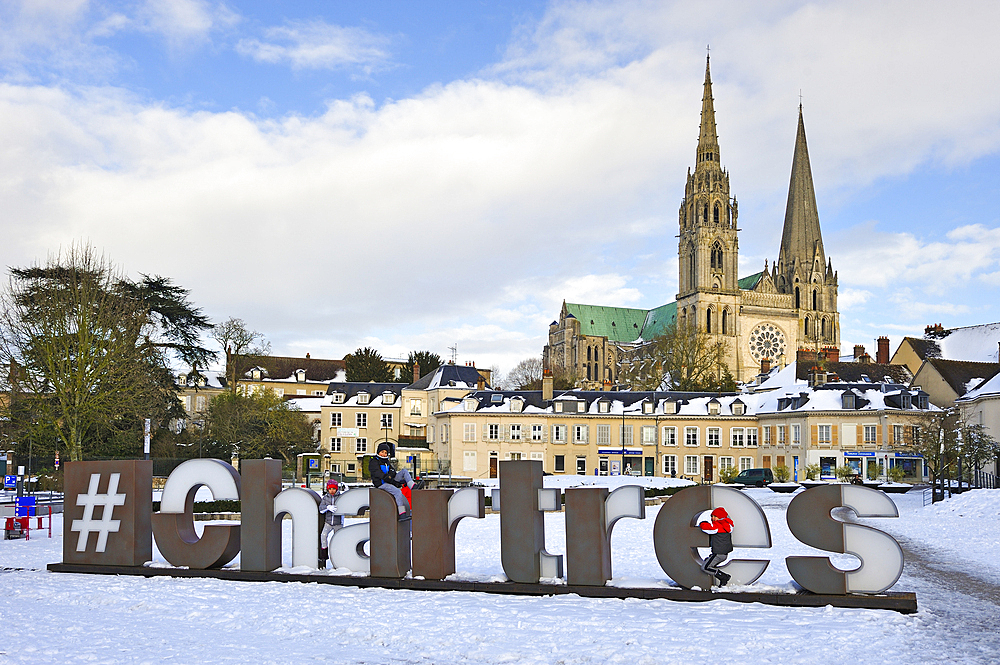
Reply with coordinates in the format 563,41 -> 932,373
1,0 -> 999,377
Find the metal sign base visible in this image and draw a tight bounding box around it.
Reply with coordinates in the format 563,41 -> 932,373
45,562 -> 918,614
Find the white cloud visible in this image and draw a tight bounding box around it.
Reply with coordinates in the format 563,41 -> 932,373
235,20 -> 392,73
3,1 -> 1000,372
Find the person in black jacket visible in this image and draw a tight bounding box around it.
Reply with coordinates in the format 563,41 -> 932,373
369,442 -> 424,521
698,506 -> 734,587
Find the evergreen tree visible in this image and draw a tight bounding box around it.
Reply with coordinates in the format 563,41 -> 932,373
406,350 -> 441,383
345,347 -> 393,382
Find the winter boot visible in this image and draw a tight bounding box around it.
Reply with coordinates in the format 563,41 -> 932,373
715,571 -> 731,587
319,548 -> 328,568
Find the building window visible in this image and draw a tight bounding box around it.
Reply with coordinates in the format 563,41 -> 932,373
356,413 -> 367,428
555,402 -> 564,413
357,393 -> 370,405
719,456 -> 734,472
510,424 -> 522,441
463,423 -> 476,442
641,426 -> 656,445
911,426 -> 920,444
708,401 -> 720,415
409,399 -> 422,416
347,462 -> 356,474
530,451 -> 543,461
332,393 -> 345,404
746,428 -> 758,447
597,424 -> 611,445
708,427 -> 722,447
552,424 -> 567,443
662,426 -> 677,446
739,456 -> 754,471
554,455 -> 565,472
685,427 -> 699,447
620,425 -> 633,446
332,463 -> 341,474
356,438 -> 367,454
732,402 -> 744,416
818,424 -> 832,445
864,425 -> 878,445
730,428 -> 744,447
684,455 -> 699,475
577,456 -> 587,475
531,424 -> 544,441
331,413 -> 342,427
488,424 -> 500,441
791,424 -> 800,446
463,451 -> 477,472
441,425 -> 448,443
777,425 -> 786,444
330,438 -> 342,453
574,425 -> 588,444
893,424 -> 904,444
762,426 -> 771,445
662,455 -> 677,476
381,413 -> 393,429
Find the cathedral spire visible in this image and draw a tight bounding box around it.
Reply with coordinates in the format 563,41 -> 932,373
696,54 -> 720,169
778,104 -> 825,274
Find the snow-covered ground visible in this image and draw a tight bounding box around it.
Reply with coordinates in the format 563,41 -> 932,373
2,488 -> 999,663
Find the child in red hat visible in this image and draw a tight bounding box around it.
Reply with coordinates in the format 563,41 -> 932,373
699,506 -> 734,587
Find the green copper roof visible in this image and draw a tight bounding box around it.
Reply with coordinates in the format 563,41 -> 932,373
640,301 -> 677,340
566,272 -> 763,343
564,303 -> 650,343
738,271 -> 765,290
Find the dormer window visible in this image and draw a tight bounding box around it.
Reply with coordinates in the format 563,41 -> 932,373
464,397 -> 478,412
295,369 -> 306,382
842,393 -> 856,409
178,373 -> 188,385
382,391 -> 396,405
708,401 -> 720,416
510,398 -> 524,413
732,401 -> 745,416
332,392 -> 345,404
642,401 -> 653,414
664,400 -> 677,414
357,392 -> 370,405
554,402 -> 564,413
598,401 -> 610,414
251,368 -> 263,381
901,394 -> 912,409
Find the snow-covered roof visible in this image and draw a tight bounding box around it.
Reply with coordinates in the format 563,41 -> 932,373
959,371 -> 1000,401
175,369 -> 226,390
754,362 -> 803,392
285,396 -> 324,413
927,322 -> 1000,363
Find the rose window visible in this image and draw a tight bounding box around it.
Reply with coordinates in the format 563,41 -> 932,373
748,323 -> 787,363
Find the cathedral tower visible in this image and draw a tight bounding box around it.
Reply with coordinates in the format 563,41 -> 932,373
677,55 -> 740,350
772,105 -> 840,350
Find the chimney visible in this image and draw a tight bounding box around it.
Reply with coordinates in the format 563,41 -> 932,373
413,361 -> 420,382
542,369 -> 554,401
821,346 -> 840,363
796,348 -> 818,365
306,353 -> 310,359
760,358 -> 771,375
477,374 -> 485,390
876,336 -> 890,364
854,344 -> 865,360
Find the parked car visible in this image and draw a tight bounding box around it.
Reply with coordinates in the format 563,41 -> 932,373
734,468 -> 774,487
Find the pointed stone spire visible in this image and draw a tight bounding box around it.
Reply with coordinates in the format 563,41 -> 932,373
696,54 -> 720,169
778,104 -> 825,275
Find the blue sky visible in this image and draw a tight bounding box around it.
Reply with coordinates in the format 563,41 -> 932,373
1,0 -> 999,376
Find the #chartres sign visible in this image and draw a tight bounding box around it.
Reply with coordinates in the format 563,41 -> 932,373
61,459 -> 904,595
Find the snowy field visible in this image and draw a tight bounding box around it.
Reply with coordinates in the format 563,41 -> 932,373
2,487 -> 999,663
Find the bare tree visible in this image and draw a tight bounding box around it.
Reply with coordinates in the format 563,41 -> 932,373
212,317 -> 270,392
618,324 -> 734,392
507,356 -> 543,390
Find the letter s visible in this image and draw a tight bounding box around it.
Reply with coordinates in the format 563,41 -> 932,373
786,485 -> 903,594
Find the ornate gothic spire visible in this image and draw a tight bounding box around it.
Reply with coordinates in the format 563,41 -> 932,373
696,54 -> 720,169
778,104 -> 825,274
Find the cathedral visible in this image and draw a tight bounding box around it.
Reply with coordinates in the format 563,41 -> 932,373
543,56 -> 840,386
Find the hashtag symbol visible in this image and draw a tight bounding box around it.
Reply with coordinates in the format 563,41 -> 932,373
71,473 -> 127,553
